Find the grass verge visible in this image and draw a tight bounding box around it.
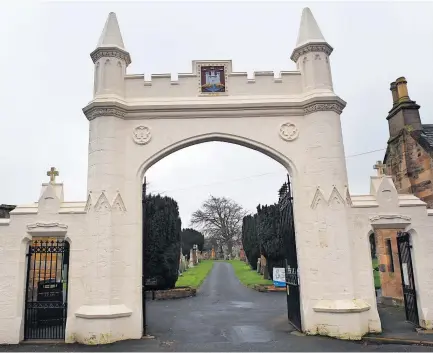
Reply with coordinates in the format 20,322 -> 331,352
175,260 -> 214,289
226,260 -> 273,287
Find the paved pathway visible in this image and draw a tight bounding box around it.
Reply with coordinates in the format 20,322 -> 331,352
2,262 -> 433,351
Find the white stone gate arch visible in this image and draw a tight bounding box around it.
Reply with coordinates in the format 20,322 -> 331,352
17,7 -> 433,345
77,7 -> 380,343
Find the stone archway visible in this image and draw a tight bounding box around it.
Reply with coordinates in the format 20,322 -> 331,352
0,7 -> 387,345
71,7 -> 381,343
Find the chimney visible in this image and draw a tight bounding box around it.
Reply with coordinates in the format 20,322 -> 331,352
395,76 -> 410,103
386,76 -> 422,138
390,81 -> 398,106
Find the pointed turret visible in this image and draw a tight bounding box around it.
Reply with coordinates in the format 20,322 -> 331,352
291,8 -> 334,92
90,12 -> 131,98
97,12 -> 126,49
295,7 -> 326,48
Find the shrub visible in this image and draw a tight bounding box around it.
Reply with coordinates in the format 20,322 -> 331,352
181,228 -> 204,259
256,204 -> 285,280
143,193 -> 182,290
241,214 -> 260,269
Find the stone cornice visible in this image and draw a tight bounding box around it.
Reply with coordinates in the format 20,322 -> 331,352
290,42 -> 333,62
82,95 -> 346,120
303,102 -> 345,115
386,99 -> 421,120
26,222 -> 68,235
27,222 -> 68,230
83,106 -> 127,121
90,46 -> 132,66
369,214 -> 412,229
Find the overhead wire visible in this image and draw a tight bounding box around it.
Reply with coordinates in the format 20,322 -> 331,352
149,146 -> 387,195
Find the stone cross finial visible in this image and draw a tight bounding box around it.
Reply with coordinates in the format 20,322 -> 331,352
47,167 -> 59,184
373,161 -> 386,177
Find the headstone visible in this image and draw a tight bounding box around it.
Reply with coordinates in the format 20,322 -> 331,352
192,244 -> 198,265
179,248 -> 183,274
189,248 -> 194,267
240,247 -> 246,261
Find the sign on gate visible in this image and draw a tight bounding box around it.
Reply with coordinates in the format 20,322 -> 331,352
273,267 -> 286,287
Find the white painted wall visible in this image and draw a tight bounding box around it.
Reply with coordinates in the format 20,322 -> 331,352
351,176 -> 433,330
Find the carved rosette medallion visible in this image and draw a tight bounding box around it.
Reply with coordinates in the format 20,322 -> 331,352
132,125 -> 152,145
279,122 -> 299,142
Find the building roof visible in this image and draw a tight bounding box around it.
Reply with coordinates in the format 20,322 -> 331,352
384,124 -> 433,164
420,124 -> 433,149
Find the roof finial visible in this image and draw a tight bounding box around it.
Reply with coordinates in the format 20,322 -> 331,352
96,12 -> 125,49
373,161 -> 386,177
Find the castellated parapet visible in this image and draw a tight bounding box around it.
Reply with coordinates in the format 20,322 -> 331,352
124,61 -> 303,99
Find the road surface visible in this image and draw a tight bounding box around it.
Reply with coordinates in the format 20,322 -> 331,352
2,262 -> 432,351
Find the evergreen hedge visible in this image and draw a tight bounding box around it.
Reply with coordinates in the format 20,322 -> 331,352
241,181 -> 291,280
181,228 -> 204,258
256,204 -> 285,279
241,214 -> 260,269
143,194 -> 182,290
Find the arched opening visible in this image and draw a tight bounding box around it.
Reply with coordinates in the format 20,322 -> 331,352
138,138 -> 302,338
368,231 -> 381,295
23,238 -> 70,340
137,133 -> 297,181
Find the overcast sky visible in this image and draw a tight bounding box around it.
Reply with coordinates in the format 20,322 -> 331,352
1,1 -> 432,227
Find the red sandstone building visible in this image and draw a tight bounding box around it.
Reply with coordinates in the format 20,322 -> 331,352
375,77 -> 432,304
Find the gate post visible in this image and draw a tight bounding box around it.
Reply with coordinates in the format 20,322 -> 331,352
64,110 -> 143,343
0,234 -> 30,344
289,108 -> 379,339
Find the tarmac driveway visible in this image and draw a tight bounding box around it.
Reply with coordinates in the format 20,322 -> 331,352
2,262 -> 432,351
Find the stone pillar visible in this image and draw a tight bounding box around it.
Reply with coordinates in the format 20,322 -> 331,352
290,108 -> 378,339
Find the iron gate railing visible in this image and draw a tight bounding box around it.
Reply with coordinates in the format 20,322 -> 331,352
142,180 -> 147,335
279,175 -> 301,331
396,231 -> 419,326
24,239 -> 69,340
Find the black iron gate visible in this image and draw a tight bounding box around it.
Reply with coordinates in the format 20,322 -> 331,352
142,179 -> 147,335
24,239 -> 70,340
397,231 -> 419,326
279,175 -> 301,331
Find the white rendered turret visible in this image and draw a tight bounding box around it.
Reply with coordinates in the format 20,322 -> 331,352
291,8 -> 333,93
90,12 -> 131,98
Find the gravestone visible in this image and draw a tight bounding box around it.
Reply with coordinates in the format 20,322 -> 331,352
192,244 -> 198,265
189,248 -> 194,267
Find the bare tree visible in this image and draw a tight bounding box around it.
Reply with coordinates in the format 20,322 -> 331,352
190,196 -> 248,256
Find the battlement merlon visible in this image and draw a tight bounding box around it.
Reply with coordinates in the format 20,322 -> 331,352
121,60 -> 304,99
90,7 -> 337,100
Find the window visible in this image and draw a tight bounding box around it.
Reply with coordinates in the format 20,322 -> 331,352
386,239 -> 394,272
